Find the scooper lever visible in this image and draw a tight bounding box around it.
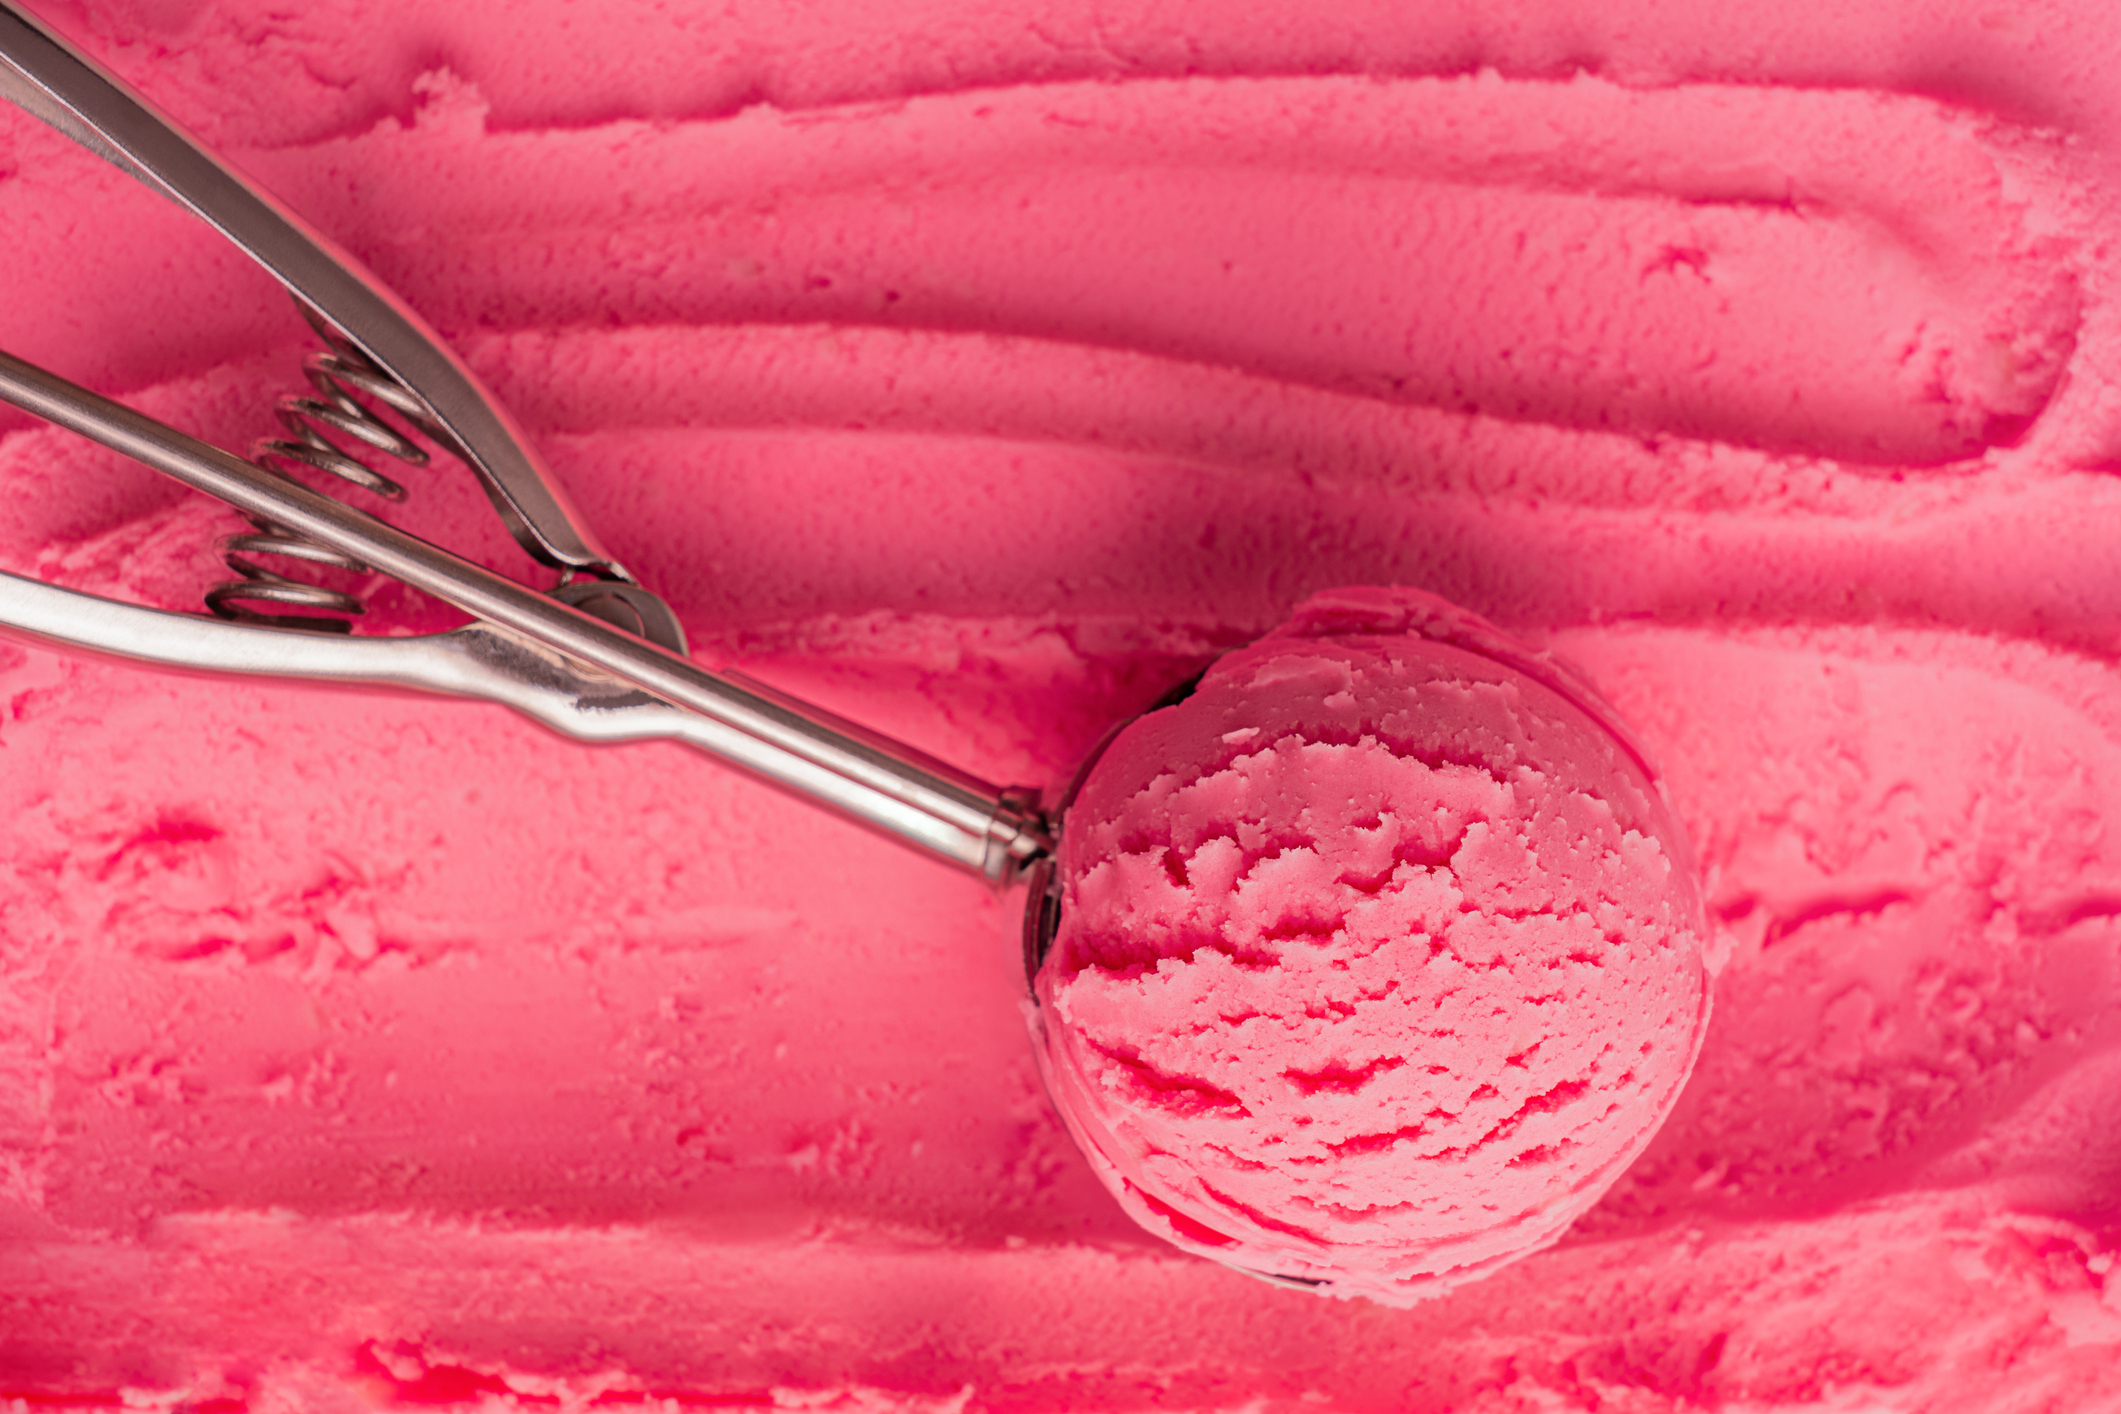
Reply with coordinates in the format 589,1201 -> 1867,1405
0,0 -> 630,585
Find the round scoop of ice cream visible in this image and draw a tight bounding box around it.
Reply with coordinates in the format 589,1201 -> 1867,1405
1029,587 -> 1711,1303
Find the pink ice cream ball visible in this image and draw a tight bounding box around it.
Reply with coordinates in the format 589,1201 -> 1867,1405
1032,586 -> 1712,1303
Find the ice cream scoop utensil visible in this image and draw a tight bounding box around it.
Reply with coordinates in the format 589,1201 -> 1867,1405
0,2 -> 691,640
0,348 -> 1052,880
0,1 -> 1052,883
0,1 -> 629,594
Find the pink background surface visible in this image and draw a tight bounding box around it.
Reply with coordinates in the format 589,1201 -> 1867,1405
4,0 -> 2121,1407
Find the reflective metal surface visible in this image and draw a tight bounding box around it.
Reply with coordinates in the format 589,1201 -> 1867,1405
0,0 -> 627,581
0,350 -> 1052,883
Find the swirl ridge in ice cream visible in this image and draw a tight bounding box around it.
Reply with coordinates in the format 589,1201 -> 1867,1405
6,0 -> 2121,1403
1034,587 -> 1710,1300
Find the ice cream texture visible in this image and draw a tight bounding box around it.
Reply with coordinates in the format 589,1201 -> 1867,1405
5,0 -> 2121,1407
1037,587 -> 1709,1299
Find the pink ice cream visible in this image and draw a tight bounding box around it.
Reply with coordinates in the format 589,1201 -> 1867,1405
5,0 -> 2121,1408
1035,587 -> 1709,1300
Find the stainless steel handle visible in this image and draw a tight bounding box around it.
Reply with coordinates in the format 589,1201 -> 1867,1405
0,570 -> 1035,846
0,0 -> 622,578
0,349 -> 1054,883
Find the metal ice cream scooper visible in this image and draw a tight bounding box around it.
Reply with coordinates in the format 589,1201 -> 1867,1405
0,0 -> 1053,888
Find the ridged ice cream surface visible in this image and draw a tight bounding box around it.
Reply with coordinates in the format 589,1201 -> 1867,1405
8,0 -> 2121,1405
1037,589 -> 1708,1298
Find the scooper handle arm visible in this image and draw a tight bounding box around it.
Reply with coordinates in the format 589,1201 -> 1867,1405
0,0 -> 625,580
0,348 -> 1054,885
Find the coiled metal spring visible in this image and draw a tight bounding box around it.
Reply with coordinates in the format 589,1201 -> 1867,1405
204,310 -> 457,631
